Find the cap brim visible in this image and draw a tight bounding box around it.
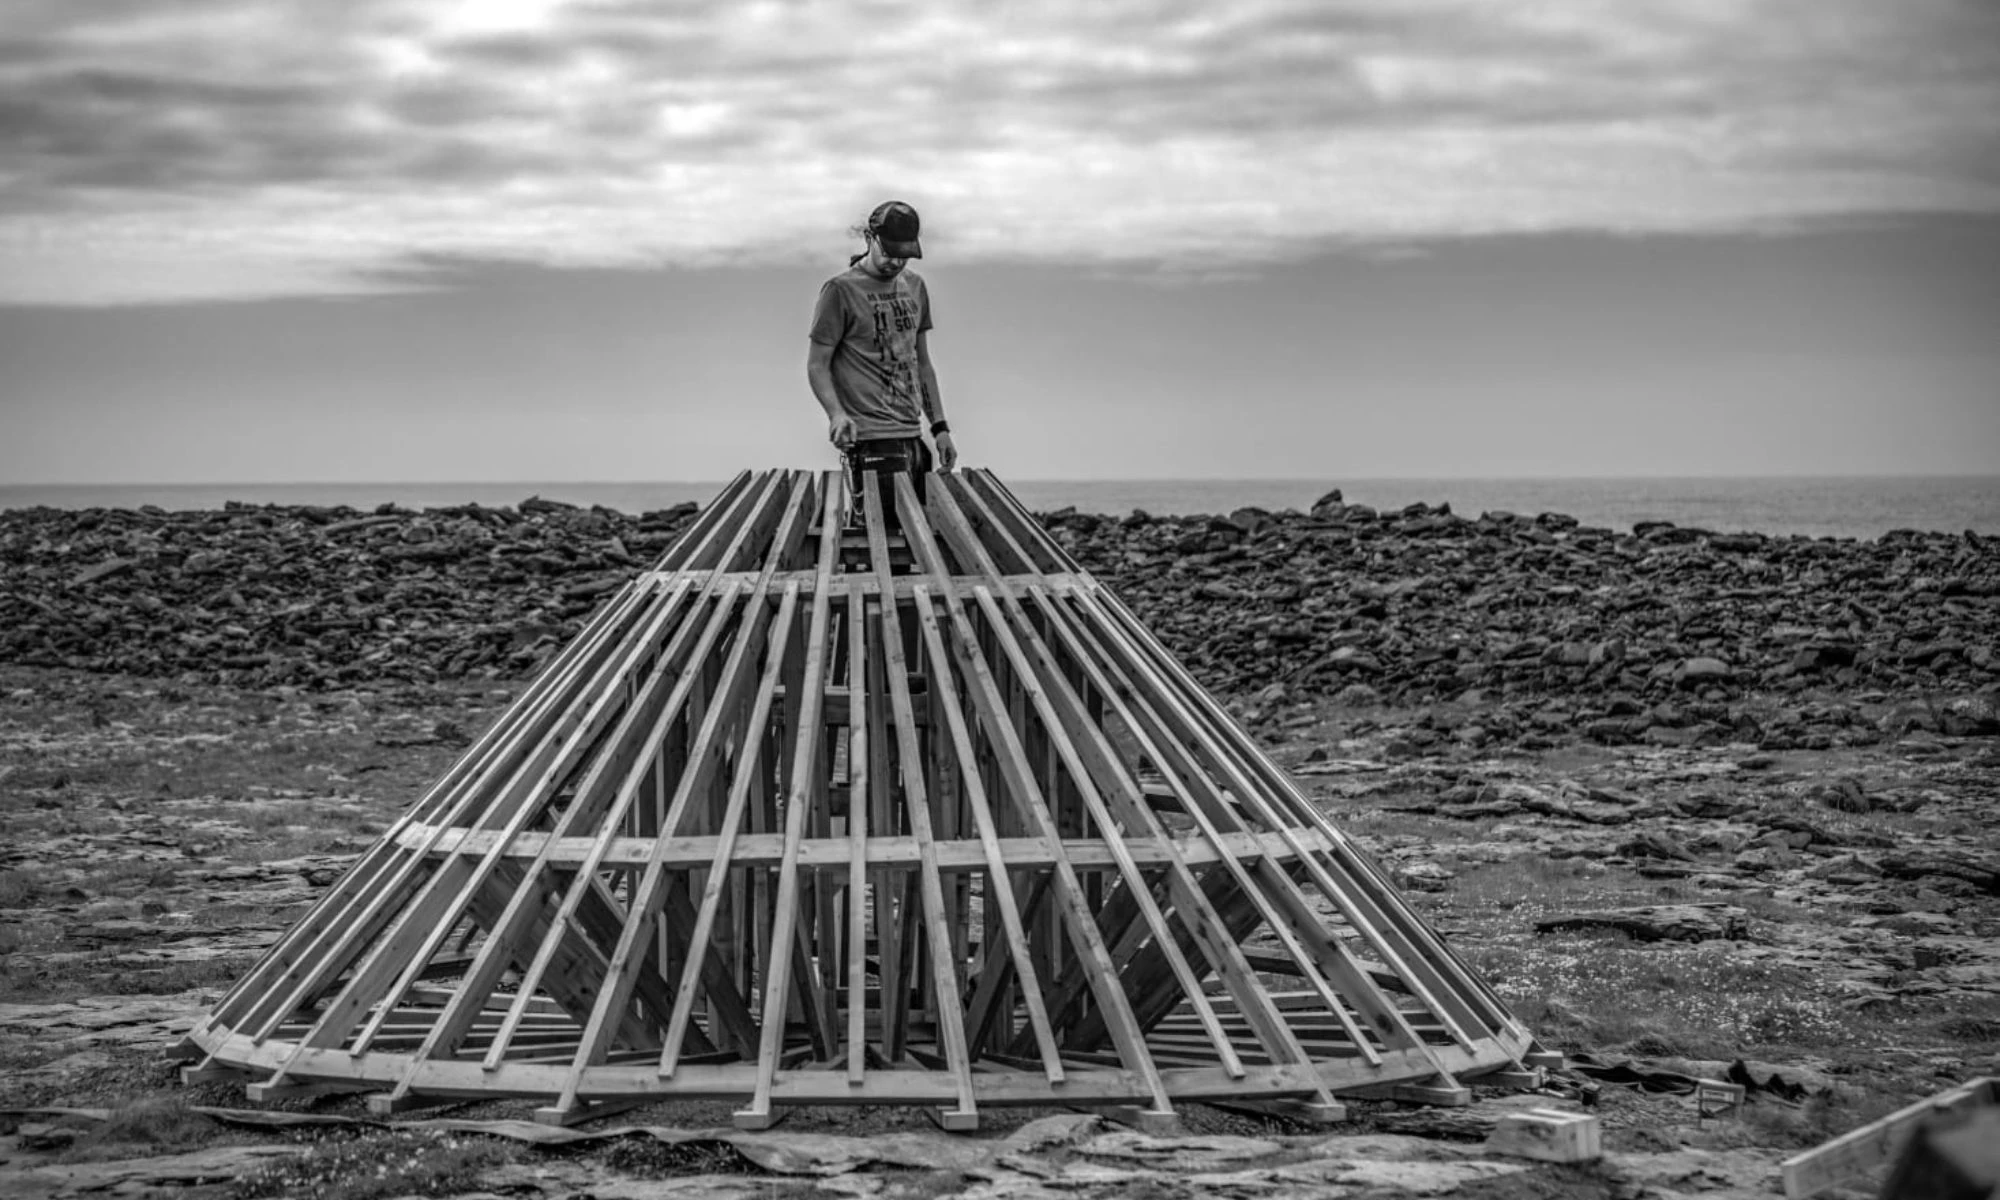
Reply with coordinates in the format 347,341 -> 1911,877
880,240 -> 922,259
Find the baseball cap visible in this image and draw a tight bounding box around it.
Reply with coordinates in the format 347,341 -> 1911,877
867,200 -> 923,259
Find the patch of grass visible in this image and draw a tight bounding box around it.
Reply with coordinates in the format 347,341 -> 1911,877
1439,856 -> 1645,918
0,868 -> 48,907
233,1129 -> 515,1200
1463,938 -> 1850,1059
1337,810 -> 1503,843
1728,1089 -> 1910,1151
0,950 -> 252,1004
59,1096 -> 220,1161
594,1134 -> 757,1177
1937,1010 -> 2000,1041
240,829 -> 365,862
78,859 -> 184,893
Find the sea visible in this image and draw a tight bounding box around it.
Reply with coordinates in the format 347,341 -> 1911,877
2,476 -> 1997,542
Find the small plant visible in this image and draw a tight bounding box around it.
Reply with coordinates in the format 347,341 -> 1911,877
233,1129 -> 513,1200
0,869 -> 46,908
596,1134 -> 756,1177
61,1097 -> 218,1159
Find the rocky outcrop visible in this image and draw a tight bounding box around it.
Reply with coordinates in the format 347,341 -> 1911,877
1047,503 -> 1999,742
0,499 -> 697,688
2,498 -> 1995,732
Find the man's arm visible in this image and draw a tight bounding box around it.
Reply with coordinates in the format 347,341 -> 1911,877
916,331 -> 956,472
807,341 -> 855,449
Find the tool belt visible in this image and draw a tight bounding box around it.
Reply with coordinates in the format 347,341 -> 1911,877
845,436 -> 932,529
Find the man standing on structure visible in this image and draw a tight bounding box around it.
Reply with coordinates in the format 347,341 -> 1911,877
807,200 -> 956,525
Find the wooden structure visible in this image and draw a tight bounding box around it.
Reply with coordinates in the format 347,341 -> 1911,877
180,468 -> 1548,1129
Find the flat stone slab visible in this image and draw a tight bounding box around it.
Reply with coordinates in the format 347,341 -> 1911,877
0,1144 -> 302,1199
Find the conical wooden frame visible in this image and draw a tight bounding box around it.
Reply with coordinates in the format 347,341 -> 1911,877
181,469 -> 1548,1130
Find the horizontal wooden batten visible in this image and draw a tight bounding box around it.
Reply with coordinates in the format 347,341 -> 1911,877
635,568 -> 1096,598
394,823 -> 1338,871
193,1024 -> 1528,1107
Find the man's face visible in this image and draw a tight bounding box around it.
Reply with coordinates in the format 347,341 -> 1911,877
864,235 -> 906,279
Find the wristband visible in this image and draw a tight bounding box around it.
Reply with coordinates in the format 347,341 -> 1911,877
930,420 -> 951,436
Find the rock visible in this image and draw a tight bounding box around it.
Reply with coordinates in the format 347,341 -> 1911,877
0,499 -> 700,686
1879,850 -> 2000,893
1940,694 -> 2000,736
1,1144 -> 304,1196
1674,657 -> 1734,687
1534,904 -> 1750,943
1394,861 -> 1456,891
1615,832 -> 1696,861
71,557 -> 137,586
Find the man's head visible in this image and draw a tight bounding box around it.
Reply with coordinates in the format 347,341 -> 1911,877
860,200 -> 922,278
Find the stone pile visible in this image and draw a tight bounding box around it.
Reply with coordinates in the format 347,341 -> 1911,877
0,497 -> 697,689
1047,491 -> 2000,742
3,491 -> 1996,738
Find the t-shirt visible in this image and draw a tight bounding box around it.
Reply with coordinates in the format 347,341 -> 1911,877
808,267 -> 934,440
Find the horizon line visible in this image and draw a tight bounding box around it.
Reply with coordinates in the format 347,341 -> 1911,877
5,469 -> 1999,489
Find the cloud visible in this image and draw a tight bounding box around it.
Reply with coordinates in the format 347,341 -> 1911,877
2,0 -> 1997,303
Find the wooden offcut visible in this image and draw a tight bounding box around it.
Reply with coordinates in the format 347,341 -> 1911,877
181,468 -> 1546,1129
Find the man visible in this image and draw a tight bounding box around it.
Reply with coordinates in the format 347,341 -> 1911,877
807,200 -> 955,527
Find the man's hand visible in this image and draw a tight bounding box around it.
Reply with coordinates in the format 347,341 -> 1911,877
934,431 -> 958,474
827,413 -> 857,449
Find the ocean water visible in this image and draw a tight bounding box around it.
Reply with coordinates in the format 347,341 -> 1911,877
2,476 -> 1996,541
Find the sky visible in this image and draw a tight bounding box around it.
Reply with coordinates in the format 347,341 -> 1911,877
2,0 -> 1997,483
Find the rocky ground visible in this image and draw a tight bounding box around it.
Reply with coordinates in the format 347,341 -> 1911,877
5,490 -> 1996,725
1,493 -> 1997,1198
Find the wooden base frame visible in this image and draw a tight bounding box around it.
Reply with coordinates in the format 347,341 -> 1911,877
183,469 -> 1546,1129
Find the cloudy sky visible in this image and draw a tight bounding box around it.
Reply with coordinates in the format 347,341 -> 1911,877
3,0 -> 1997,483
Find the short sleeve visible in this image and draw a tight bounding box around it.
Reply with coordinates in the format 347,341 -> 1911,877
916,275 -> 934,333
808,280 -> 846,346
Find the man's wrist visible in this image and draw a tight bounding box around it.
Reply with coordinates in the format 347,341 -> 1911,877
930,420 -> 951,436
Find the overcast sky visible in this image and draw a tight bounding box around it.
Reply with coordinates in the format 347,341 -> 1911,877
3,0 -> 1997,483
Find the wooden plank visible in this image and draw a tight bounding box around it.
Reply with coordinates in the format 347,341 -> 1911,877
205,1010 -> 1530,1105
651,471 -> 754,571
843,590 -> 870,1087
639,569 -> 1094,598
1781,1078 -> 2000,1200
956,471 -> 1082,573
733,478 -> 842,1127
395,821 -> 1328,870
867,475 -> 976,1127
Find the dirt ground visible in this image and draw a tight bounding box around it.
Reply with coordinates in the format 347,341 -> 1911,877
1,663 -> 1995,1199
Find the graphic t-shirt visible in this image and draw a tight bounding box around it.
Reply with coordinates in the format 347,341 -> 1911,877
808,267 -> 933,440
